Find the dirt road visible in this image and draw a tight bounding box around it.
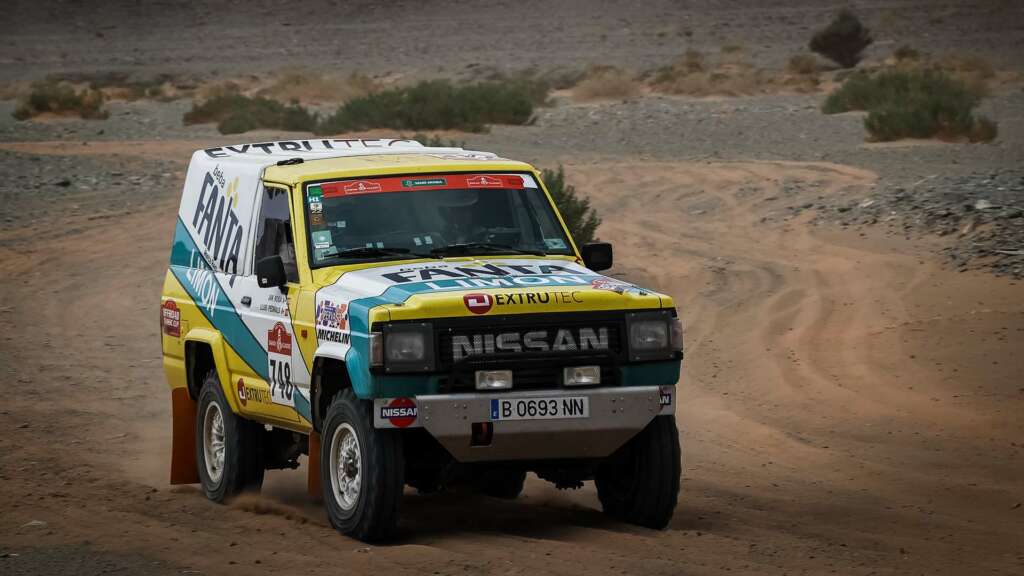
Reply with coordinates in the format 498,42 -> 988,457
0,143 -> 1020,575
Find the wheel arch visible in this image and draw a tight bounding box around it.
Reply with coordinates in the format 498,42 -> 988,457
310,355 -> 353,433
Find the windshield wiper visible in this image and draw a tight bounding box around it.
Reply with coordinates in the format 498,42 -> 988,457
333,246 -> 437,259
430,242 -> 546,257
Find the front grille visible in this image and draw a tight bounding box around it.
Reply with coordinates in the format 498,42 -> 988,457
432,311 -> 626,393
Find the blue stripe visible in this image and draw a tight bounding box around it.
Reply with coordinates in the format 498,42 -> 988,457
170,218 -> 312,422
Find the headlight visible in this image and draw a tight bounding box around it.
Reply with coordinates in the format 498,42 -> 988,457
387,331 -> 425,361
630,320 -> 669,350
380,323 -> 435,373
626,310 -> 680,361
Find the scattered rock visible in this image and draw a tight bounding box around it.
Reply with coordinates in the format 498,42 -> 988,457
813,170 -> 1024,279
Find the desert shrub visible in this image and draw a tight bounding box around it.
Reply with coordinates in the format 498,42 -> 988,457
572,66 -> 641,101
257,70 -> 376,104
316,79 -> 535,134
655,53 -> 763,96
183,94 -> 318,134
892,45 -> 921,62
80,72 -> 183,101
541,166 -> 601,245
809,9 -> 873,68
12,80 -> 109,120
824,69 -> 997,142
787,54 -> 820,75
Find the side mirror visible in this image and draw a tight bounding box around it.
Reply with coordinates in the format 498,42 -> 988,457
256,255 -> 287,289
581,242 -> 613,272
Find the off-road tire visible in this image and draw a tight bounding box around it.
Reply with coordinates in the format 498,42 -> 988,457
195,370 -> 264,502
477,469 -> 527,499
595,415 -> 681,529
320,389 -> 404,542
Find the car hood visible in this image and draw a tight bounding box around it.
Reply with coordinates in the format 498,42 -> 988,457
315,257 -> 668,326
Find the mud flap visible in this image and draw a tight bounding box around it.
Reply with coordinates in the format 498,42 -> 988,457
170,387 -> 200,484
307,431 -> 321,499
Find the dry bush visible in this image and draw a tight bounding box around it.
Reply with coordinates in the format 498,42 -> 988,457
571,66 -> 641,101
787,54 -> 820,75
184,94 -> 318,134
257,70 -> 377,105
317,79 -> 537,134
809,9 -> 873,68
892,45 -> 921,62
824,69 -> 997,143
651,48 -> 819,95
12,80 -> 109,120
882,49 -> 995,98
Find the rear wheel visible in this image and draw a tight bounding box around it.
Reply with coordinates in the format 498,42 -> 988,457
320,389 -> 404,542
195,370 -> 264,501
595,415 -> 681,529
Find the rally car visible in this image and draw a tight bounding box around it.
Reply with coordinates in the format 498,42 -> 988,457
160,138 -> 683,541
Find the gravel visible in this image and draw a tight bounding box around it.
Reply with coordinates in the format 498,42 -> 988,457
810,170 -> 1024,278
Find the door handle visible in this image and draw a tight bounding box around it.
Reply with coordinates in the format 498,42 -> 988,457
241,296 -> 252,307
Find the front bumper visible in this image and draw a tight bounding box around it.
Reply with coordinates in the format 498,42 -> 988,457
374,386 -> 674,462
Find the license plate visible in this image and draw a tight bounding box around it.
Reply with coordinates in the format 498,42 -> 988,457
490,396 -> 590,421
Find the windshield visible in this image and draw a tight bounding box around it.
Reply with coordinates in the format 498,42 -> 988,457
304,173 -> 573,266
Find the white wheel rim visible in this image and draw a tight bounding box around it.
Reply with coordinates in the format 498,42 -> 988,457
203,402 -> 225,484
329,423 -> 361,511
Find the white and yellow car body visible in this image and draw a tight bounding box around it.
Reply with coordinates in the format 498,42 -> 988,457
160,138 -> 680,491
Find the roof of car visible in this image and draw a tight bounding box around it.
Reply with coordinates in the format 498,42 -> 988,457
191,138 -> 535,186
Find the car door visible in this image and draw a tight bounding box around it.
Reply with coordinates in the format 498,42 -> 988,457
230,183 -> 309,426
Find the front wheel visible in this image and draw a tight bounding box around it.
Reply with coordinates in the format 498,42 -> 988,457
595,415 -> 681,529
194,370 -> 264,501
320,389 -> 405,542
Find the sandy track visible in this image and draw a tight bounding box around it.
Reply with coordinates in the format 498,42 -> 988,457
0,149 -> 1021,575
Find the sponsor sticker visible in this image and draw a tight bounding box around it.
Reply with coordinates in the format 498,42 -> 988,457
161,300 -> 180,337
492,290 -> 583,307
660,386 -> 673,406
237,378 -> 271,407
591,278 -> 637,295
312,230 -> 332,249
402,177 -> 447,188
380,397 -> 417,428
267,322 -> 294,407
465,175 -> 503,188
341,180 -> 382,194
316,300 -> 348,330
463,293 -> 493,314
191,170 -> 244,275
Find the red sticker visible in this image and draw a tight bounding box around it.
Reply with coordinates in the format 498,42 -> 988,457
268,322 -> 292,355
463,293 -> 493,314
237,378 -> 248,406
380,397 -> 417,428
320,174 -> 523,197
161,300 -> 180,337
465,174 -> 503,187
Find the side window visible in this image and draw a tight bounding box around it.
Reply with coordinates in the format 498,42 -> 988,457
254,185 -> 298,282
